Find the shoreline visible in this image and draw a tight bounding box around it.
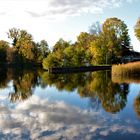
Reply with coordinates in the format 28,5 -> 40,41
48,65 -> 111,74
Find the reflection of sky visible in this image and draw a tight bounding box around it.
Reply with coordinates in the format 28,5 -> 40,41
35,86 -> 90,109
0,83 -> 140,139
0,80 -> 15,109
119,84 -> 140,121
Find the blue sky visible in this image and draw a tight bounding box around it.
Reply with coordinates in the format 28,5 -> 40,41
0,0 -> 140,51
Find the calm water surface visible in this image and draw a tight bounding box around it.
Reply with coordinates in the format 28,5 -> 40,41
0,68 -> 140,140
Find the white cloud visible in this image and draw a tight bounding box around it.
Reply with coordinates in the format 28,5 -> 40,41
0,0 -> 138,48
0,0 -> 136,19
0,95 -> 140,139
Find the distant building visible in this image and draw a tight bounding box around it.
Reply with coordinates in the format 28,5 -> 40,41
121,46 -> 140,63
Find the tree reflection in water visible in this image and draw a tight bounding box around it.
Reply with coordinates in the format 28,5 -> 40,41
78,71 -> 129,113
0,68 -> 38,103
40,71 -> 129,114
9,72 -> 36,102
0,68 -> 130,113
134,93 -> 140,118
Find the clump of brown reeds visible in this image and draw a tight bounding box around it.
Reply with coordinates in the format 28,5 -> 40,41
112,61 -> 140,76
112,75 -> 140,84
112,61 -> 140,83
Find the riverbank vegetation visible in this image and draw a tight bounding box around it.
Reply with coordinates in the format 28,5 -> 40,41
43,17 -> 132,69
112,74 -> 140,84
112,61 -> 140,83
112,61 -> 140,76
0,17 -> 140,69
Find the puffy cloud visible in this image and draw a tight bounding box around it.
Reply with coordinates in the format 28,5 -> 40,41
25,0 -> 120,18
25,0 -> 138,19
0,95 -> 140,139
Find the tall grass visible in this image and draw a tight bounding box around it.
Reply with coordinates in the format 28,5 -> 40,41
112,61 -> 140,83
112,75 -> 140,84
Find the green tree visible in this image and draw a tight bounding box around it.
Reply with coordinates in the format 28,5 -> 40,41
63,46 -> 75,66
42,39 -> 70,69
64,45 -> 87,66
37,40 -> 50,57
134,18 -> 140,41
35,40 -> 50,63
43,52 -> 63,69
53,38 -> 70,52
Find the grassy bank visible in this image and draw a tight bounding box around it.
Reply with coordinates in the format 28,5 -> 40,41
112,62 -> 140,83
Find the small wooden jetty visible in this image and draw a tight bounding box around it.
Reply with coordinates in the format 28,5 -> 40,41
48,66 -> 111,74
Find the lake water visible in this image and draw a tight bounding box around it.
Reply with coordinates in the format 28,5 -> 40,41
0,68 -> 140,140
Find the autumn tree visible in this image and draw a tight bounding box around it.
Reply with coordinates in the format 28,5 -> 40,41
103,17 -> 130,61
76,32 -> 94,49
90,17 -> 130,64
134,93 -> 140,117
89,33 -> 108,64
78,71 -> 128,113
134,18 -> 140,41
76,32 -> 96,64
9,71 -> 37,102
103,17 -> 130,47
0,40 -> 9,63
8,28 -> 35,61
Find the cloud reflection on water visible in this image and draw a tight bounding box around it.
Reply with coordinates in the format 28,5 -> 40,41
0,95 -> 140,140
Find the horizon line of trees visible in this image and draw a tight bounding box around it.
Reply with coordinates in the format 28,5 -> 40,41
0,17 -> 140,69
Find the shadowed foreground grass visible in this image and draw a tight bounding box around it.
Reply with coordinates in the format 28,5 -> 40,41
112,62 -> 140,83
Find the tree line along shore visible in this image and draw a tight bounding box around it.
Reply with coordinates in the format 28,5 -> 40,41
0,17 -> 140,70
